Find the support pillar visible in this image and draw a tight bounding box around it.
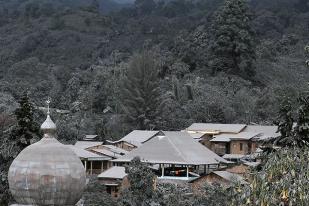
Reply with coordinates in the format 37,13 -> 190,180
101,161 -> 104,173
90,161 -> 93,175
161,164 -> 165,177
204,165 -> 206,174
85,160 -> 87,172
186,166 -> 189,178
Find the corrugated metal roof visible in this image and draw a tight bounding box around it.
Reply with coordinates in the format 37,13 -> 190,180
213,171 -> 247,184
187,123 -> 246,134
210,136 -> 231,142
113,131 -> 228,165
84,135 -> 98,140
243,125 -> 279,140
98,166 -> 127,179
74,141 -> 103,149
117,130 -> 160,147
102,145 -> 129,155
67,145 -> 111,161
184,131 -> 206,139
91,148 -> 123,158
222,154 -> 246,159
211,132 -> 260,142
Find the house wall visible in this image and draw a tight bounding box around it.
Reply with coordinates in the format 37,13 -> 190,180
114,141 -> 135,151
211,142 -> 229,156
199,135 -> 213,149
99,176 -> 155,198
229,140 -> 252,155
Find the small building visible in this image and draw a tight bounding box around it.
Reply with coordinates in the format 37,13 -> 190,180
186,123 -> 247,149
83,135 -> 99,141
68,145 -> 111,175
89,145 -> 128,169
186,123 -> 279,157
75,141 -> 103,150
189,171 -> 247,193
107,130 -> 163,151
98,166 -> 129,198
210,132 -> 260,156
225,161 -> 260,177
113,131 -> 229,180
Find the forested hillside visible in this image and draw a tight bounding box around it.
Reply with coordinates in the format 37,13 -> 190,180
0,0 -> 308,141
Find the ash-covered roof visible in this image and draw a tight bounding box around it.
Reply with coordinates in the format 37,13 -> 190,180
242,125 -> 279,140
187,123 -> 246,134
74,141 -> 103,150
212,171 -> 247,184
210,132 -> 260,142
98,166 -> 127,179
113,131 -> 228,165
112,130 -> 161,147
67,145 -> 111,161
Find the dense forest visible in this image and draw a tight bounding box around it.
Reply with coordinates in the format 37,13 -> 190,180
0,0 -> 308,141
1,0 -> 309,205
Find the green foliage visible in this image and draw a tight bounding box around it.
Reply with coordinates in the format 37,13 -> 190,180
120,157 -> 156,206
121,52 -> 165,130
234,148 -> 309,206
0,93 -> 40,205
272,85 -> 309,148
83,177 -> 118,206
209,0 -> 256,78
193,183 -> 242,206
11,92 -> 40,148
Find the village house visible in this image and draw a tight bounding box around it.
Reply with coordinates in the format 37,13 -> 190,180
107,130 -> 163,151
210,132 -> 260,156
185,123 -> 279,159
72,141 -> 127,174
189,171 -> 247,193
68,145 -> 111,175
186,123 -> 247,148
98,166 -> 129,198
112,131 -> 229,180
225,161 -> 260,177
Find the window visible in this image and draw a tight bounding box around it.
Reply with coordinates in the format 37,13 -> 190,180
240,143 -> 243,151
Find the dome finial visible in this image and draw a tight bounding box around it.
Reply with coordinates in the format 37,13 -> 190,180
46,96 -> 51,115
41,97 -> 56,136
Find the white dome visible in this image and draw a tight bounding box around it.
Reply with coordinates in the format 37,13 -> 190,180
8,114 -> 86,205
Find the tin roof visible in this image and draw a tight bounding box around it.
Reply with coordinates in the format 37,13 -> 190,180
213,171 -> 247,184
74,141 -> 103,150
98,166 -> 127,179
112,130 -> 161,147
187,123 -> 246,134
242,125 -> 279,140
67,145 -> 111,161
210,132 -> 260,142
113,131 -> 228,165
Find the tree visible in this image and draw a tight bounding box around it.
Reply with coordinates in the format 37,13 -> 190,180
82,177 -> 118,206
232,148 -> 309,206
0,93 -> 40,205
119,157 -> 156,206
209,0 -> 256,78
11,92 -> 40,148
121,52 -> 164,130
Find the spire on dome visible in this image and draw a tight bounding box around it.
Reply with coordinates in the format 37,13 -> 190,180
41,97 -> 56,136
